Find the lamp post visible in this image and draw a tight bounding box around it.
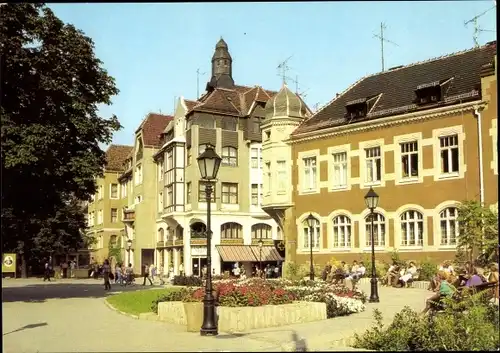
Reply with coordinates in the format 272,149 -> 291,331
126,239 -> 132,265
306,213 -> 316,281
364,187 -> 380,303
258,238 -> 263,277
197,144 -> 222,336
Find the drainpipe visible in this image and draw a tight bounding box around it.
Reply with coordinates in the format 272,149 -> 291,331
474,106 -> 485,206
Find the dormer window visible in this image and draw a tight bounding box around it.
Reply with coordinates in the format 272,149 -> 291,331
345,98 -> 368,121
414,78 -> 452,106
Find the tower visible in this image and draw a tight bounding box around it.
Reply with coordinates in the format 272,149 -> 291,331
208,37 -> 234,89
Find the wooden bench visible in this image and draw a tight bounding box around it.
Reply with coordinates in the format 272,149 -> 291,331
431,281 -> 498,313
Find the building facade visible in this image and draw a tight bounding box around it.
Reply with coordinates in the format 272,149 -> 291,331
153,38 -> 284,277
86,144 -> 132,263
283,42 -> 497,266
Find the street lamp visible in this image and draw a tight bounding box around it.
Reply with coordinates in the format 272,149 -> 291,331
127,239 -> 132,265
197,144 -> 222,336
306,213 -> 316,281
258,238 -> 263,277
364,186 -> 380,303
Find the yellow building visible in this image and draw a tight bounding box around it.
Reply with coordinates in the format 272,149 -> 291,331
87,144 -> 132,263
279,41 -> 497,266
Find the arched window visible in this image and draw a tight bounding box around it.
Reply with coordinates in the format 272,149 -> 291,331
251,224 -> 272,240
440,207 -> 458,246
400,210 -> 424,246
302,217 -> 320,249
332,215 -> 351,248
109,235 -> 118,247
157,228 -> 164,242
221,222 -> 243,239
222,147 -> 238,166
190,222 -> 207,239
365,213 -> 386,247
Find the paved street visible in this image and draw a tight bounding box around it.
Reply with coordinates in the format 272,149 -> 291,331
2,278 -> 430,352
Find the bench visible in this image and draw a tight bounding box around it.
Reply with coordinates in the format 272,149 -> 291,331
430,281 -> 498,313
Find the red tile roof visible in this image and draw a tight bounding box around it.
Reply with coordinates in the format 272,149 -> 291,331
105,144 -> 133,172
293,41 -> 496,136
135,113 -> 173,147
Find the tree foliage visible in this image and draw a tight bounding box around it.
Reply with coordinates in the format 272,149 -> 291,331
1,3 -> 121,273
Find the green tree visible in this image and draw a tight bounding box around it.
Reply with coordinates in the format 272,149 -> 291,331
456,200 -> 498,267
108,235 -> 123,265
1,4 -> 121,277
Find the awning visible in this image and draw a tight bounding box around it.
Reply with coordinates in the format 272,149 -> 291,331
250,245 -> 284,262
216,245 -> 258,262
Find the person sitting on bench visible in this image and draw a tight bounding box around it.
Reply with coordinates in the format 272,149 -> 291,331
421,271 -> 455,315
399,262 -> 418,287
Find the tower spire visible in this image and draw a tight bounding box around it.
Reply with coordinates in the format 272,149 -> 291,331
208,37 -> 234,89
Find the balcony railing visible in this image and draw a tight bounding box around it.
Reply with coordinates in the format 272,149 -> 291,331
122,210 -> 135,222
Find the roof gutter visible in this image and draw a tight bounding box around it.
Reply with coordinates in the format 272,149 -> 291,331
473,106 -> 485,206
287,100 -> 485,144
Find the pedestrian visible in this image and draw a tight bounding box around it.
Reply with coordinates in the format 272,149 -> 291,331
126,263 -> 134,285
142,263 -> 153,286
149,263 -> 156,283
62,261 -> 68,279
43,260 -> 51,282
115,263 -> 122,285
70,260 -> 76,278
274,265 -> 280,278
102,259 -> 111,290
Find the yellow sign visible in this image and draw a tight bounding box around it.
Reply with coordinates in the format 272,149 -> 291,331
2,253 -> 16,273
277,241 -> 285,252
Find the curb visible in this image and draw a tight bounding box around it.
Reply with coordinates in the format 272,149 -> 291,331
103,298 -> 139,319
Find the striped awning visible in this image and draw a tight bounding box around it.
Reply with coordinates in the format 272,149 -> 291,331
216,245 -> 257,262
215,245 -> 284,262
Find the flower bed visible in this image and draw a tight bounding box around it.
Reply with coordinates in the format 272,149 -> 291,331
152,277 -> 365,319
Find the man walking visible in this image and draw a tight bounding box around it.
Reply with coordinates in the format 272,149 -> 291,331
43,260 -> 51,282
142,263 -> 153,286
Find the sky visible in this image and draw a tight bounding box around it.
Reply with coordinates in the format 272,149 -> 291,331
49,2 -> 497,147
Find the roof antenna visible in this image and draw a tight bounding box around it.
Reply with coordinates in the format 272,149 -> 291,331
196,68 -> 206,99
464,4 -> 496,47
286,74 -> 309,99
277,55 -> 293,85
373,22 -> 399,72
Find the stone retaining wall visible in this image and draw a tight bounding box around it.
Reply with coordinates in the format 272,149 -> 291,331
158,301 -> 327,332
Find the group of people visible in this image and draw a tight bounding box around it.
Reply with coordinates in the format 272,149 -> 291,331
254,264 -> 280,279
381,261 -> 419,287
421,261 -> 499,315
321,260 -> 367,290
42,258 -> 77,281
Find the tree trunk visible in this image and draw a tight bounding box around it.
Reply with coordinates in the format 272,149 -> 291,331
21,253 -> 27,278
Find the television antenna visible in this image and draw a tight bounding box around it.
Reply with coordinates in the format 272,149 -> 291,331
373,22 -> 399,72
285,74 -> 310,99
277,55 -> 293,85
196,68 -> 206,99
464,5 -> 496,47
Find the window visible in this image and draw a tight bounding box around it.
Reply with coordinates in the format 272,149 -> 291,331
110,235 -> 118,247
259,183 -> 263,204
187,147 -> 192,165
135,195 -> 142,204
332,215 -> 351,248
158,192 -> 163,212
198,182 -> 215,202
166,185 -> 173,206
302,217 -> 320,249
222,118 -> 237,131
166,151 -> 173,170
157,228 -> 164,242
400,210 -> 424,246
252,119 -> 260,133
110,208 -> 118,223
365,213 -> 385,247
251,224 -> 272,239
222,147 -> 238,166
265,162 -> 271,193
221,183 -> 238,204
97,185 -> 103,200
251,148 -> 259,169
186,182 -> 192,204
365,147 -> 381,183
97,210 -> 103,225
265,131 -> 271,140
135,164 -> 143,185
303,157 -> 317,190
440,135 -> 459,174
277,161 -> 287,191
332,152 -> 348,188
110,184 -> 118,199
158,161 -> 164,180
401,141 -> 418,178
120,183 -> 127,198
221,222 -> 243,239
251,184 -> 259,206
440,207 -> 458,246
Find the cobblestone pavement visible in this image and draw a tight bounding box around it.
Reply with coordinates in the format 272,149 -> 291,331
2,278 -> 429,352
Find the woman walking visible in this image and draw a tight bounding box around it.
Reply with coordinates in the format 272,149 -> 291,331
102,259 -> 112,290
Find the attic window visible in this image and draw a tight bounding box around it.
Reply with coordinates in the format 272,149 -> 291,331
344,95 -> 379,122
414,79 -> 452,106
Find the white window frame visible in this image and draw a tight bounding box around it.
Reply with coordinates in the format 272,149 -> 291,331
251,223 -> 273,240
276,160 -> 287,192
399,210 -> 424,247
328,145 -> 351,192
135,195 -> 142,204
135,164 -> 143,185
166,185 -> 173,207
332,215 -> 351,249
439,207 -> 459,246
251,184 -> 259,206
364,147 -> 382,184
251,148 -> 259,169
302,157 -> 318,192
97,185 -> 103,200
301,217 -> 321,250
439,135 -> 459,175
490,119 -> 497,175
394,133 -> 423,185
186,182 -> 192,204
120,182 -> 127,198
265,162 -> 271,195
110,208 -> 118,223
359,139 -> 386,188
432,126 -> 465,181
110,183 -> 119,199
332,152 -> 348,189
158,161 -> 164,181
186,147 -> 192,166
166,151 -> 173,170
221,183 -> 238,204
364,212 -> 386,248
97,210 -> 103,225
222,147 -> 238,167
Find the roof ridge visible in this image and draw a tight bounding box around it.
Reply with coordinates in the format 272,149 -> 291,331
367,42 -> 494,78
218,89 -> 241,114
108,144 -> 133,148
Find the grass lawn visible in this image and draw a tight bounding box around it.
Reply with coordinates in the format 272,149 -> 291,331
106,288 -> 180,315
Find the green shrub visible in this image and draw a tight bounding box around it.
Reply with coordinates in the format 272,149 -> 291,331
352,291 -> 500,351
362,255 -> 389,278
390,249 -> 405,266
418,259 -> 438,281
172,275 -> 202,286
150,287 -> 193,313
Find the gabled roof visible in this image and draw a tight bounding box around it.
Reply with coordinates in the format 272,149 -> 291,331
135,113 -> 173,147
105,144 -> 133,172
293,41 -> 497,136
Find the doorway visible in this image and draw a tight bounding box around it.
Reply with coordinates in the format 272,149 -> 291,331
141,249 -> 154,275
191,257 -> 207,277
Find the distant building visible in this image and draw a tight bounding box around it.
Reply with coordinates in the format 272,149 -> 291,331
282,41 -> 497,265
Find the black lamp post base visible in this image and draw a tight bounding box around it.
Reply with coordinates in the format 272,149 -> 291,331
200,297 -> 218,336
368,277 -> 380,303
